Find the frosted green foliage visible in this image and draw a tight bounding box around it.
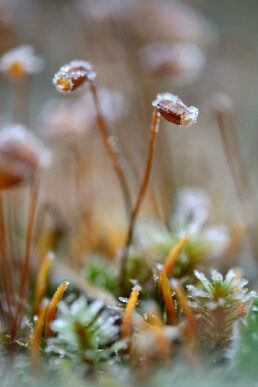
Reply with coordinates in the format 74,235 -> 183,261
84,256 -> 119,296
170,188 -> 229,258
234,297 -> 258,380
131,220 -> 220,286
45,297 -> 125,369
187,269 -> 254,350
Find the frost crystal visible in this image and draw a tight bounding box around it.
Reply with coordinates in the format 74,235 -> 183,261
152,92 -> 198,127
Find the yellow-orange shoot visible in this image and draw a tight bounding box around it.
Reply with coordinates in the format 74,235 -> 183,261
172,280 -> 197,341
44,280 -> 69,339
164,236 -> 188,277
30,300 -> 48,371
121,286 -> 140,340
158,267 -> 177,325
34,252 -> 54,315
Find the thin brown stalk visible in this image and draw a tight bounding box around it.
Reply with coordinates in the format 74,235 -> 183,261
90,81 -> 132,218
6,193 -> 18,270
120,110 -> 160,292
12,180 -> 39,340
113,120 -> 162,220
35,202 -> 50,267
0,193 -> 14,323
216,111 -> 250,204
215,109 -> 257,258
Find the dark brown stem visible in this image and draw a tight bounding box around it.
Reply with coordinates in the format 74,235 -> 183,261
12,180 -> 38,340
0,193 -> 14,323
7,193 -> 17,270
90,82 -> 132,219
120,110 -> 160,292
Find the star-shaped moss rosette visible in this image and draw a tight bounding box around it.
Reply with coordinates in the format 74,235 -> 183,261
187,269 -> 255,351
45,297 -> 125,370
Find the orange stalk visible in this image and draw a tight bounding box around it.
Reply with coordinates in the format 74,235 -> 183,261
121,286 -> 140,340
172,280 -> 197,341
90,82 -> 132,219
44,280 -> 69,339
0,193 -> 14,322
164,236 -> 188,277
34,252 -> 54,315
30,299 -> 48,371
159,267 -> 177,325
12,181 -> 38,340
120,110 -> 160,292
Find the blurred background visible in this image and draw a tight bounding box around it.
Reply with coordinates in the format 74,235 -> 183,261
0,0 -> 258,274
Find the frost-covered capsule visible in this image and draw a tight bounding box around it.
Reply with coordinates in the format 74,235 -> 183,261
139,42 -> 206,84
0,45 -> 44,79
53,60 -> 96,93
0,124 -> 52,189
210,92 -> 233,115
152,92 -> 198,127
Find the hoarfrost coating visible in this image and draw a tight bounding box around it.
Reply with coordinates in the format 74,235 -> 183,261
53,60 -> 96,93
152,92 -> 198,127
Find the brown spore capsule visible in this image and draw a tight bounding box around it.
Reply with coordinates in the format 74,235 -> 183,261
0,124 -> 51,190
152,92 -> 198,127
53,60 -> 96,93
